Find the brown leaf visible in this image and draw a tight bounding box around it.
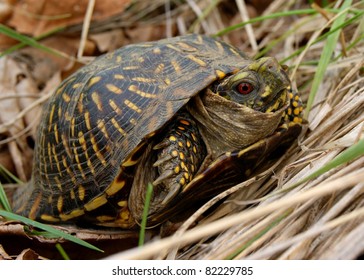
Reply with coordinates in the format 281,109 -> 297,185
0,244 -> 12,260
8,0 -> 132,36
16,248 -> 43,260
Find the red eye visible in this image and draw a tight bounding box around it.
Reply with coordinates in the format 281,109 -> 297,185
237,82 -> 254,95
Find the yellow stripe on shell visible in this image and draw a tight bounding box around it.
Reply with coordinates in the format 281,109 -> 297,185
40,214 -> 60,222
214,41 -> 224,53
123,66 -> 139,70
84,194 -> 108,211
70,189 -> 76,200
106,179 -> 126,196
109,100 -> 122,115
155,63 -> 165,74
114,74 -> 125,80
90,134 -> 107,166
59,209 -> 85,221
124,99 -> 142,113
88,76 -> 101,87
97,119 -> 109,139
186,54 -> 207,67
72,83 -> 82,89
28,192 -> 42,220
171,60 -> 181,74
84,111 -> 92,131
54,124 -> 59,144
153,47 -> 161,54
78,131 -> 87,151
87,157 -> 96,174
106,84 -> 123,94
166,44 -> 181,52
111,117 -> 127,136
128,84 -> 157,98
177,42 -> 197,51
48,104 -> 56,131
91,91 -> 103,111
57,196 -> 63,212
71,117 -> 76,137
62,93 -> 71,103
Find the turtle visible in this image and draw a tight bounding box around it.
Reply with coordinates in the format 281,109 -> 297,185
12,34 -> 303,228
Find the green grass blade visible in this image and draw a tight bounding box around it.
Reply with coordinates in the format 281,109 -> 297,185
285,138 -> 364,192
0,210 -> 103,252
138,183 -> 153,247
0,163 -> 24,184
0,26 -> 65,57
300,139 -> 363,185
0,24 -> 71,60
304,1 -> 353,119
56,243 -> 71,260
214,8 -> 339,37
280,8 -> 364,64
0,182 -> 12,212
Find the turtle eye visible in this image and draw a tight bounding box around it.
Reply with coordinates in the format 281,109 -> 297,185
236,82 -> 254,95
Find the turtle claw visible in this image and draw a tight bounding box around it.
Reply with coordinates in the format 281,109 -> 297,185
153,154 -> 174,167
153,139 -> 170,150
153,169 -> 175,186
161,183 -> 181,205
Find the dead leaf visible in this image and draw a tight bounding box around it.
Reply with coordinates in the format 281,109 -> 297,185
0,244 -> 12,260
8,0 -> 132,36
16,248 -> 43,259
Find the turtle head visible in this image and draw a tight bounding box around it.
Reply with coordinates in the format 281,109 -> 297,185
215,57 -> 290,113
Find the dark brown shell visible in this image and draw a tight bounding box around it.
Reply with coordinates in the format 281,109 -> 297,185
13,34 -> 257,220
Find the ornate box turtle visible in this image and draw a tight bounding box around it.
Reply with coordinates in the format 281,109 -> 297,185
13,34 -> 303,228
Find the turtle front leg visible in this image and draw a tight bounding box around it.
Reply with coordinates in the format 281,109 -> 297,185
283,87 -> 303,125
152,112 -> 206,204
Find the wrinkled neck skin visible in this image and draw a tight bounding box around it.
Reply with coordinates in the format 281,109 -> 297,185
187,89 -> 288,162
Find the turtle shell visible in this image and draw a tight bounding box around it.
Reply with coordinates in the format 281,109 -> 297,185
12,34 -> 302,227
